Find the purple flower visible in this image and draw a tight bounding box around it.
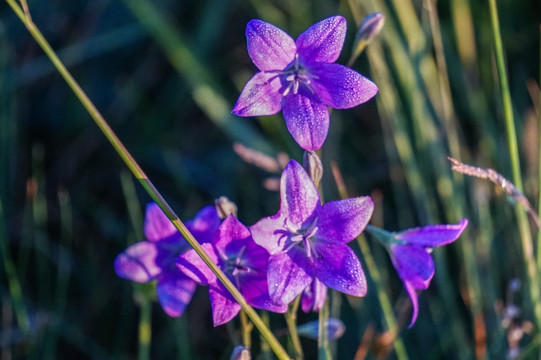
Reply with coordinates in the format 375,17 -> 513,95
250,160 -> 373,305
114,203 -> 220,317
177,215 -> 287,326
232,16 -> 378,151
301,278 -> 327,313
370,219 -> 468,327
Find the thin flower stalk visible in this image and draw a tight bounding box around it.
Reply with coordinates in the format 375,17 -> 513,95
4,1 -> 289,358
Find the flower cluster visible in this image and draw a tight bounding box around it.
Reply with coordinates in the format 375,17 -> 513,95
114,14 -> 468,338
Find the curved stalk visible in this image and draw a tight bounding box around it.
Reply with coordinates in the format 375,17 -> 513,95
4,1 -> 289,358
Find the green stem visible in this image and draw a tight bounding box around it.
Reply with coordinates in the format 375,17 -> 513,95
317,297 -> 332,360
285,296 -> 304,360
536,26 -> 541,276
0,197 -> 30,334
4,1 -> 289,358
240,310 -> 252,349
488,0 -> 541,326
138,298 -> 152,360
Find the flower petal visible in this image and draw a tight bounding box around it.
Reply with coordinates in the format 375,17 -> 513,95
232,72 -> 284,117
404,281 -> 420,328
250,213 -> 288,254
395,219 -> 468,247
185,205 -> 221,244
209,283 -> 241,326
296,16 -> 346,65
176,243 -> 218,285
144,203 -> 179,242
315,196 -> 373,244
301,278 -> 327,313
213,215 -> 252,259
156,272 -> 197,317
267,248 -> 312,305
246,19 -> 296,71
239,273 -> 288,313
390,244 -> 434,290
280,160 -> 320,225
309,63 -> 378,109
114,241 -> 170,282
283,93 -> 329,151
312,243 -> 367,297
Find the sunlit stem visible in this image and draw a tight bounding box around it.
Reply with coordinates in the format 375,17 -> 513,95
488,0 -> 541,328
285,295 -> 304,360
4,1 -> 290,358
240,310 -> 252,348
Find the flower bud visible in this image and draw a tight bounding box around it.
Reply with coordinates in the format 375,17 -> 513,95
297,318 -> 346,340
215,196 -> 238,219
303,151 -> 323,187
230,346 -> 251,360
350,12 -> 385,62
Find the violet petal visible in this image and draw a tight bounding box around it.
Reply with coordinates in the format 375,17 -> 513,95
267,248 -> 312,305
280,160 -> 320,225
114,241 -> 168,282
239,273 -> 288,313
156,272 -> 197,317
309,63 -> 378,109
250,213 -> 288,254
232,72 -> 284,117
246,19 -> 296,71
395,219 -> 468,247
209,283 -> 241,326
296,16 -> 346,65
390,244 -> 434,290
144,203 -> 179,242
312,243 -> 367,297
283,93 -> 329,151
315,196 -> 373,244
185,205 -> 221,244
404,281 -> 420,328
176,243 -> 218,285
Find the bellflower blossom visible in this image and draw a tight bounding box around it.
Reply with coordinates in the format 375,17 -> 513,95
114,203 -> 220,317
250,160 -> 373,305
177,215 -> 287,326
232,16 -> 378,151
368,219 -> 468,327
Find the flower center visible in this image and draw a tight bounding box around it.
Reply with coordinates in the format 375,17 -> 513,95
283,216 -> 319,260
223,246 -> 252,287
279,54 -> 318,96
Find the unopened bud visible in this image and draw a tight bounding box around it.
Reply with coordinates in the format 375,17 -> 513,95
215,196 -> 238,219
297,318 -> 346,340
303,151 -> 323,187
350,12 -> 385,64
230,346 -> 251,360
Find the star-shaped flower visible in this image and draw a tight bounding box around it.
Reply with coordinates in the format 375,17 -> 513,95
114,203 -> 220,317
176,215 -> 287,326
232,16 -> 378,151
368,219 -> 468,327
250,160 -> 373,305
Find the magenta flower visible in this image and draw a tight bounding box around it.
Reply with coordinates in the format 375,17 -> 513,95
232,16 -> 378,151
368,219 -> 468,327
176,215 -> 287,326
114,203 -> 220,317
250,160 -> 373,305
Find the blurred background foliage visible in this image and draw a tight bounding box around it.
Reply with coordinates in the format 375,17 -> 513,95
1,0 -> 540,358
